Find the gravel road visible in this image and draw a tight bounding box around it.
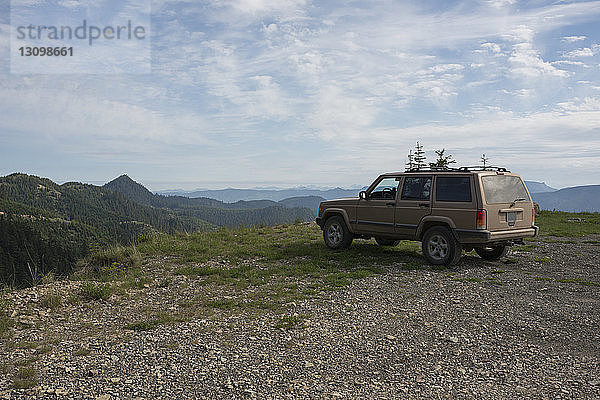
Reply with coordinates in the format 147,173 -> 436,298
1,235 -> 599,399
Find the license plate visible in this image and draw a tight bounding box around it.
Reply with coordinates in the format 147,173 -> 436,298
507,212 -> 517,226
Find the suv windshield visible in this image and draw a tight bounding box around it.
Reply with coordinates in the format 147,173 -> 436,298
482,175 -> 530,204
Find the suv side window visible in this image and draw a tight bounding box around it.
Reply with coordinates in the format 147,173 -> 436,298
401,177 -> 432,200
436,177 -> 472,202
369,177 -> 399,199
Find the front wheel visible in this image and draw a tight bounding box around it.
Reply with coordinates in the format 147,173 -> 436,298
422,226 -> 462,266
375,237 -> 401,247
474,245 -> 509,261
323,216 -> 353,249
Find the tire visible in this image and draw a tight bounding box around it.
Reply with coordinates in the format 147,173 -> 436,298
323,216 -> 353,250
375,237 -> 401,247
421,226 -> 462,266
474,245 -> 509,261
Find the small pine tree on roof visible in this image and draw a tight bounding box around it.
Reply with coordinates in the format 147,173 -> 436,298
429,149 -> 456,169
481,154 -> 489,169
413,142 -> 426,170
405,149 -> 414,170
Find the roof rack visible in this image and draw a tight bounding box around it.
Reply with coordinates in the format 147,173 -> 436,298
458,166 -> 510,172
404,167 -> 463,172
403,166 -> 510,173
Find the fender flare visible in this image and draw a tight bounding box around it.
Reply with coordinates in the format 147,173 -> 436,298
322,209 -> 354,232
417,216 -> 457,240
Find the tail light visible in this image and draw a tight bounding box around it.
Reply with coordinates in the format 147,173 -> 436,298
476,209 -> 487,230
318,205 -> 322,217
532,208 -> 535,225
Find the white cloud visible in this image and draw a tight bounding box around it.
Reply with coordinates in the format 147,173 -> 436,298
485,0 -> 517,9
557,96 -> 600,112
562,35 -> 586,43
564,46 -> 599,58
509,42 -> 569,78
309,85 -> 377,140
551,60 -> 585,66
480,42 -> 503,54
430,64 -> 464,73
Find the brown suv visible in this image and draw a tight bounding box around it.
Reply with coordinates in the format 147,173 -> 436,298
316,167 -> 538,265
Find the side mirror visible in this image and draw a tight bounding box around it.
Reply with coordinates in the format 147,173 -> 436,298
359,191 -> 367,200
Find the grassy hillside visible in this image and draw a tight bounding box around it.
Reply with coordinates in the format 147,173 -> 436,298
535,210 -> 600,237
0,174 -> 212,286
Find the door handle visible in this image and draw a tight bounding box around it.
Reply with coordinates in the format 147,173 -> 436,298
386,202 -> 395,207
418,203 -> 430,208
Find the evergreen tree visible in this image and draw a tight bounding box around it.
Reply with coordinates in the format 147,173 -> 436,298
405,149 -> 414,170
413,142 -> 427,170
429,149 -> 456,169
481,154 -> 489,168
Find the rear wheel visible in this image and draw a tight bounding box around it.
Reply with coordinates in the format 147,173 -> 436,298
474,245 -> 509,261
422,226 -> 462,266
323,216 -> 353,249
375,237 -> 400,247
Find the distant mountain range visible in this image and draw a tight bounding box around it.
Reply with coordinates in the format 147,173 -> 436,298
531,185 -> 600,213
105,175 -> 317,225
524,181 -> 557,194
157,180 -> 600,213
160,181 -> 555,202
523,181 -> 600,212
156,187 -> 363,202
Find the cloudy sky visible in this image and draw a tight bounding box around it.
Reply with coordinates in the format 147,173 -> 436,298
1,0 -> 600,190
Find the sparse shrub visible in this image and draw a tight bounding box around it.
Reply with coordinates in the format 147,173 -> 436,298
125,320 -> 157,331
124,311 -> 183,331
75,244 -> 141,280
14,367 -> 37,389
0,314 -> 13,337
0,301 -> 13,337
78,282 -> 113,301
39,294 -> 63,309
157,278 -> 172,288
275,314 -> 308,330
73,348 -> 90,356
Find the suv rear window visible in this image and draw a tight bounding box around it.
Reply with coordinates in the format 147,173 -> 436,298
481,175 -> 530,204
435,177 -> 471,202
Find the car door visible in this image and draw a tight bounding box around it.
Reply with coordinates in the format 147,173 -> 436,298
395,175 -> 433,237
355,177 -> 399,235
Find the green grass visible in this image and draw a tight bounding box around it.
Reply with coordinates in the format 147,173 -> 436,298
78,282 -> 113,301
534,256 -> 551,263
13,367 -> 37,389
452,277 -> 483,283
39,294 -> 63,309
75,244 -> 142,281
533,276 -> 599,287
137,224 -> 422,292
536,211 -> 600,237
73,348 -> 91,356
0,310 -> 13,338
0,298 -> 14,337
275,314 -> 309,330
556,278 -> 600,287
124,311 -> 188,332
513,244 -> 538,252
16,341 -> 38,349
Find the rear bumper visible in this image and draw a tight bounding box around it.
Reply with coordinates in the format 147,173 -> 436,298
316,217 -> 324,228
455,225 -> 538,244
